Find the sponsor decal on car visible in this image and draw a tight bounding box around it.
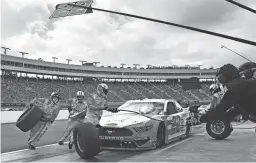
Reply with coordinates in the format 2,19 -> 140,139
99,136 -> 124,140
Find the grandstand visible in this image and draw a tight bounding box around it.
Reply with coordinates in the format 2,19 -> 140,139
1,54 -> 216,107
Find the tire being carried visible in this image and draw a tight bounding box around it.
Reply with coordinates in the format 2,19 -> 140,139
16,105 -> 43,132
73,123 -> 101,159
206,119 -> 233,140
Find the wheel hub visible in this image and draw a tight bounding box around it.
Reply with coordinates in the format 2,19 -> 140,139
210,120 -> 225,134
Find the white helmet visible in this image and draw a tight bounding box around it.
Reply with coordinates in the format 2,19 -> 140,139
76,91 -> 85,97
97,83 -> 109,95
50,92 -> 61,100
209,84 -> 218,93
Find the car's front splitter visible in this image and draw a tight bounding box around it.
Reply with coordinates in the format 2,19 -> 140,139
99,136 -> 157,150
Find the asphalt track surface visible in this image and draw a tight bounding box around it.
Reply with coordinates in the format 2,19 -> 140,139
1,121 -> 256,162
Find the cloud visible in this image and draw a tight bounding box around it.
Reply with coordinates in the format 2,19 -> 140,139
1,0 -> 256,69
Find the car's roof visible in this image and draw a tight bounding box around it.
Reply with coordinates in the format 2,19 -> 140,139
126,99 -> 177,103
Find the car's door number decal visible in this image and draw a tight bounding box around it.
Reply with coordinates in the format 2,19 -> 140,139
167,115 -> 185,138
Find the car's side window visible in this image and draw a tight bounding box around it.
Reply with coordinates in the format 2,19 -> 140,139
165,102 -> 178,115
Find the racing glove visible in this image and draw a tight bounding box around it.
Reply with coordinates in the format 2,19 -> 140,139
106,108 -> 119,113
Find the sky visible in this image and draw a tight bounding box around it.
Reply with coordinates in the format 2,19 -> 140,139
1,0 -> 256,68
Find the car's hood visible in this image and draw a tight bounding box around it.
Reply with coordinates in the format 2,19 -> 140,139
100,113 -> 150,128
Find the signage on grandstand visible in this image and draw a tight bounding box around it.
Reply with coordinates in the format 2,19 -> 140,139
49,0 -> 93,19
1,102 -> 25,107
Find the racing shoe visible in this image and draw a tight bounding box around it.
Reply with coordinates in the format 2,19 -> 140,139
58,141 -> 64,145
68,141 -> 73,149
29,145 -> 36,150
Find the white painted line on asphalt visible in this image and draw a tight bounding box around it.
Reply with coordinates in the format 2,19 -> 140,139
194,131 -> 207,136
153,138 -> 192,155
0,141 -> 69,156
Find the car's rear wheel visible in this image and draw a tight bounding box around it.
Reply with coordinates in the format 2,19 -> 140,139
156,124 -> 165,148
73,123 -> 101,159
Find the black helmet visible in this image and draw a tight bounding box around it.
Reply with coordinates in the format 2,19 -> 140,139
217,64 -> 240,85
238,62 -> 256,79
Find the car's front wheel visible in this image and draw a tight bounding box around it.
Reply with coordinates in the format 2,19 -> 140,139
156,124 -> 165,148
73,123 -> 101,159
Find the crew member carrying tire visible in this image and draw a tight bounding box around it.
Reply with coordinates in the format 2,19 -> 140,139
27,92 -> 61,150
58,91 -> 88,149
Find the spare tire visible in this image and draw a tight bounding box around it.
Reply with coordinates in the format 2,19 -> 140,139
73,123 -> 100,159
16,106 -> 43,132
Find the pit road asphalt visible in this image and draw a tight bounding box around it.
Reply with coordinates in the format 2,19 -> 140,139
1,120 -> 255,162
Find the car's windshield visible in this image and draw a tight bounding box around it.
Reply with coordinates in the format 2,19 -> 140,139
117,102 -> 164,115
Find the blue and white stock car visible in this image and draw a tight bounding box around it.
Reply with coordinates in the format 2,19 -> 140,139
99,99 -> 192,150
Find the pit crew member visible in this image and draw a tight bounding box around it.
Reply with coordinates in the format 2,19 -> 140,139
84,83 -> 118,126
27,92 -> 61,150
208,83 -> 224,110
239,61 -> 256,80
59,91 -> 87,149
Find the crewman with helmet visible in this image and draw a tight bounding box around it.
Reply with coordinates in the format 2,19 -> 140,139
27,92 -> 61,150
59,91 -> 87,149
84,83 -> 118,126
208,83 -> 224,109
239,61 -> 256,80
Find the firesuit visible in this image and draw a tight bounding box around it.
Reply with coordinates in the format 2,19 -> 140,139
27,92 -> 61,150
84,83 -> 109,126
59,91 -> 87,148
208,84 -> 226,110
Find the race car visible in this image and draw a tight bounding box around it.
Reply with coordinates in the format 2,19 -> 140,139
98,99 -> 193,150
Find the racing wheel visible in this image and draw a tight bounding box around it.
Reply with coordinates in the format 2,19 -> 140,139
16,105 -> 43,132
73,123 -> 101,159
200,109 -> 233,140
206,119 -> 233,140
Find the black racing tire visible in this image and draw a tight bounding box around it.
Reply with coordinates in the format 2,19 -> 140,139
16,106 -> 43,132
206,119 -> 233,140
73,123 -> 101,159
156,124 -> 165,148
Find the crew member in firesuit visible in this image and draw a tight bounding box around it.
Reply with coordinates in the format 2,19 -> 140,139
200,64 -> 256,129
84,83 -> 118,126
208,83 -> 225,110
27,92 -> 61,150
59,91 -> 87,149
